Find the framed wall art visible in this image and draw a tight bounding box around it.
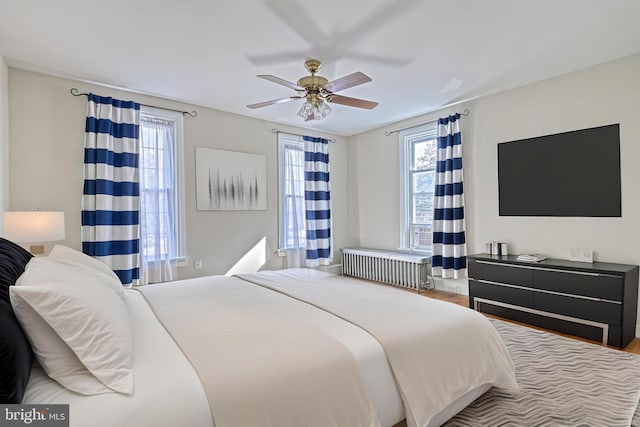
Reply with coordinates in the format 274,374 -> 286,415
195,147 -> 267,211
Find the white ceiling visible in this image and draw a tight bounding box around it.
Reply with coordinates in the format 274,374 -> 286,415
1,0 -> 639,136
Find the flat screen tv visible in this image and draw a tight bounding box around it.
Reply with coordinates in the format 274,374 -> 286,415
498,124 -> 621,217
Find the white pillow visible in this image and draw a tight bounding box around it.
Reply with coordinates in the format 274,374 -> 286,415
10,295 -> 114,395
10,258 -> 133,394
47,245 -> 124,299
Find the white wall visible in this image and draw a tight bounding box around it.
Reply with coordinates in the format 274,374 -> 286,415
8,54 -> 640,289
0,56 -> 8,234
7,68 -> 351,278
465,54 -> 640,265
348,53 -> 640,293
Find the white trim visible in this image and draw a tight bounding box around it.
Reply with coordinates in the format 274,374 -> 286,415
277,132 -> 305,250
398,131 -> 409,250
398,123 -> 437,251
140,106 -> 186,260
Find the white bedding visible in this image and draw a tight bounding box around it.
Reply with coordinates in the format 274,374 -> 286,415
21,269 -> 516,427
22,277 -> 405,427
138,275 -> 385,427
238,269 -> 518,427
22,290 -> 213,427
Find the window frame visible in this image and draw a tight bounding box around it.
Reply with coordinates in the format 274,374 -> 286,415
139,106 -> 186,262
277,133 -> 306,250
399,123 -> 438,253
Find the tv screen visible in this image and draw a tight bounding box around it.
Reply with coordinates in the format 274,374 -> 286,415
498,124 -> 621,217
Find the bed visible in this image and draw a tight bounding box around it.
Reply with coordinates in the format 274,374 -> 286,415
1,240 -> 517,427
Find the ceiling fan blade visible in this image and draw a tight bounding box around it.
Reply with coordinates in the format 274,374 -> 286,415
264,0 -> 327,46
247,97 -> 297,109
324,72 -> 372,93
246,51 -> 306,66
338,0 -> 419,47
257,75 -> 304,91
328,94 -> 378,110
346,52 -> 412,67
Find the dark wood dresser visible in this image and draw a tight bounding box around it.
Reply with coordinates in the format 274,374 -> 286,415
468,254 -> 639,348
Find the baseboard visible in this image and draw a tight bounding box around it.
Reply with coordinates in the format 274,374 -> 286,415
433,277 -> 469,296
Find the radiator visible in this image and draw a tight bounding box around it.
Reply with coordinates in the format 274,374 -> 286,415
341,248 -> 432,291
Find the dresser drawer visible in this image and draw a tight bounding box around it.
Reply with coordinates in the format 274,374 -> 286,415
469,279 -> 534,309
534,293 -> 622,325
468,260 -> 534,287
533,269 -> 623,302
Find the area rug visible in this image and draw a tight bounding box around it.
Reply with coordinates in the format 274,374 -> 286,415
443,319 -> 640,426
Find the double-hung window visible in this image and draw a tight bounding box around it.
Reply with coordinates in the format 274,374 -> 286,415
139,107 -> 186,282
278,133 -> 306,250
400,124 -> 437,252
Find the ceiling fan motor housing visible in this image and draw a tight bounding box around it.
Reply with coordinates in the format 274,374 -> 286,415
298,59 -> 329,92
297,75 -> 329,92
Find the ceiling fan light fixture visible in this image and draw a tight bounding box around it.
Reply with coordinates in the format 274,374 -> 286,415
297,98 -> 331,121
297,99 -> 314,120
314,98 -> 331,119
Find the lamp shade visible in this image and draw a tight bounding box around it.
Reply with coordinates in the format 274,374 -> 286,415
3,211 -> 66,243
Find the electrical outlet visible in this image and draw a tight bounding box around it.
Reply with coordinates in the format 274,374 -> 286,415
581,249 -> 594,263
569,248 -> 593,263
194,260 -> 203,269
569,248 -> 580,261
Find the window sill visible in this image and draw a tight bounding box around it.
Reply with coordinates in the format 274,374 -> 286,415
276,248 -> 305,256
397,247 -> 432,256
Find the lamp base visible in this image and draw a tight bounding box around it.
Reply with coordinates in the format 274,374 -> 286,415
29,244 -> 45,255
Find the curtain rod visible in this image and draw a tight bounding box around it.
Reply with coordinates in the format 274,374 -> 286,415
70,88 -> 198,118
271,128 -> 336,143
384,109 -> 470,136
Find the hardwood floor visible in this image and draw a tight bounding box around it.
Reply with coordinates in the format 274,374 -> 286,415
421,288 -> 640,355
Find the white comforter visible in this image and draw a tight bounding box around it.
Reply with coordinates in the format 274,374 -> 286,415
23,275 -> 405,427
237,269 -> 519,427
23,269 -> 516,427
138,275 -> 382,427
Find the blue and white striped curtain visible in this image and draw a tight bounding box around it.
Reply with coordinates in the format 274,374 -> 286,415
81,94 -> 141,286
432,113 -> 467,278
303,136 -> 332,266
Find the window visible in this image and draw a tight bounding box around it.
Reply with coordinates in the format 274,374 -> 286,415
278,133 -> 306,249
400,124 -> 437,252
139,107 -> 186,264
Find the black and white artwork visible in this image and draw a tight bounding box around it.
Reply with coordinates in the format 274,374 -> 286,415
195,147 -> 267,211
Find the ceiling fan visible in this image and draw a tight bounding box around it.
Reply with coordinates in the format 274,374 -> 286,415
246,0 -> 417,68
247,59 -> 378,121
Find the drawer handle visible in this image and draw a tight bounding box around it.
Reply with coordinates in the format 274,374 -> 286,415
471,279 -> 622,304
473,260 -> 620,277
472,297 -> 610,345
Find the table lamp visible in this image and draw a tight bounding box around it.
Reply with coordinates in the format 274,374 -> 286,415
3,211 -> 66,255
